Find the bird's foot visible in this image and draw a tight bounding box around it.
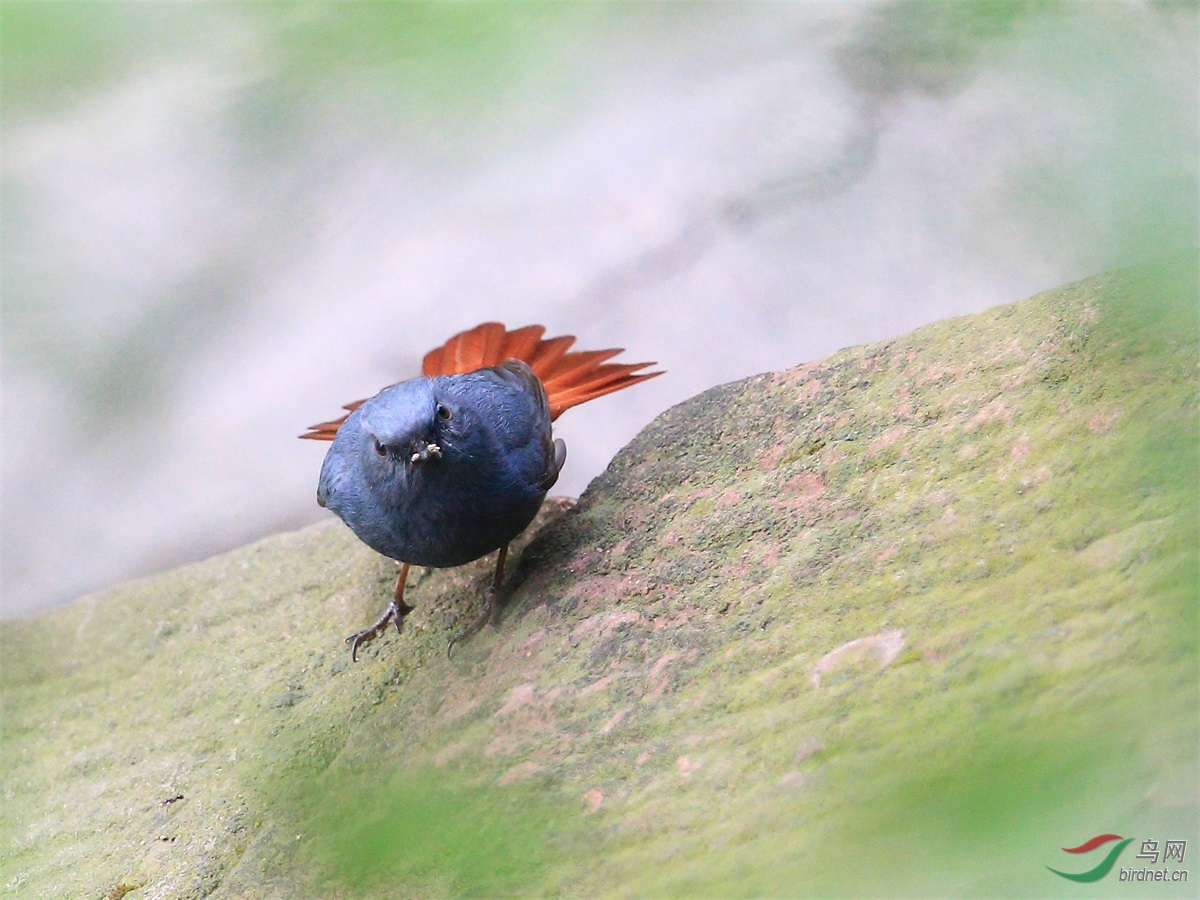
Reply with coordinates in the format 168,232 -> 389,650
446,586 -> 499,659
346,596 -> 414,662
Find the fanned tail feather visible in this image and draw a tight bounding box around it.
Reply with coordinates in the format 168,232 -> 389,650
424,322 -> 661,420
298,399 -> 366,441
300,321 -> 661,439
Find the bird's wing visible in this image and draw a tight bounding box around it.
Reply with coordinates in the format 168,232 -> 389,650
300,322 -> 662,440
423,322 -> 662,421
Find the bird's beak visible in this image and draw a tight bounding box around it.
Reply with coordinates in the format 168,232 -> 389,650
409,442 -> 442,464
316,485 -> 327,508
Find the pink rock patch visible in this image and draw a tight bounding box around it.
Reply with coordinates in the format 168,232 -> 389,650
811,629 -> 905,687
584,788 -> 604,813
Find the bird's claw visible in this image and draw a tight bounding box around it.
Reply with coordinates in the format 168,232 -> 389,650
346,596 -> 415,662
446,587 -> 499,660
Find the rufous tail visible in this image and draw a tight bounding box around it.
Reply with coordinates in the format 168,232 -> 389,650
300,322 -> 661,440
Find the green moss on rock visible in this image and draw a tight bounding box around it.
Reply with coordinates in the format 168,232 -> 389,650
2,255 -> 1196,898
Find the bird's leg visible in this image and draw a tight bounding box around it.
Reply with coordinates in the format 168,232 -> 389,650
346,562 -> 413,662
447,545 -> 507,659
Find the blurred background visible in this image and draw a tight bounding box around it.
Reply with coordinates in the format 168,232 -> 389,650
2,1 -> 1196,618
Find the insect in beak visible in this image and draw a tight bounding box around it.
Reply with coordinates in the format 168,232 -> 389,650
410,442 -> 442,464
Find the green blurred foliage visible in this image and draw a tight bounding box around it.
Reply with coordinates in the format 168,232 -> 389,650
839,0 -> 1044,96
290,765 -> 591,896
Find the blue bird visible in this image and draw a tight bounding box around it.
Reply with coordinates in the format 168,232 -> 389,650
302,323 -> 660,660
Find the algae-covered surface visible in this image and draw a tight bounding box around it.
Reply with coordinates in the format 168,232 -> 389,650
2,256 -> 1196,898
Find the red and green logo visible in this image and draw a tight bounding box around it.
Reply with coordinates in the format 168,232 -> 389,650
1047,834 -> 1133,882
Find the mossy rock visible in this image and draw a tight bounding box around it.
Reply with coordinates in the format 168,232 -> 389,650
2,255 -> 1196,898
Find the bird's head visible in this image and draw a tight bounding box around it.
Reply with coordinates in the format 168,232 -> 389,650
317,375 -> 472,514
356,377 -> 463,478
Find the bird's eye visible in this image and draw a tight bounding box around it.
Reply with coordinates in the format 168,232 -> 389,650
436,404 -> 452,421
374,439 -> 388,457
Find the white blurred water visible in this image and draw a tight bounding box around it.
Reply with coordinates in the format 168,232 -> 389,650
2,2 -> 1195,616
